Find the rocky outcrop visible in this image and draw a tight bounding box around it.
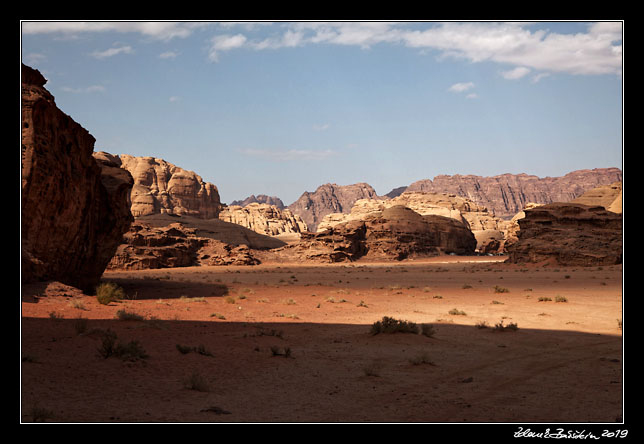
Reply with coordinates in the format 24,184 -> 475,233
21,64 -> 134,292
219,203 -> 308,237
571,181 -> 622,214
107,222 -> 259,270
505,203 -> 622,266
405,168 -> 623,219
288,182 -> 379,231
274,205 -> 476,263
230,194 -> 285,209
317,191 -> 508,253
100,153 -> 223,219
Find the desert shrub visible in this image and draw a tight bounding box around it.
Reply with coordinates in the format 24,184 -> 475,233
493,285 -> 510,293
420,323 -> 436,338
97,329 -> 148,361
475,321 -> 489,329
115,309 -> 145,321
370,316 -> 419,335
408,352 -> 435,366
183,371 -> 210,392
29,404 -> 54,422
494,320 -> 518,332
95,282 -> 125,305
448,308 -> 467,316
554,295 -> 568,303
538,297 -> 552,302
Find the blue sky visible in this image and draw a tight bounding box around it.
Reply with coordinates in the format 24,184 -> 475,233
21,21 -> 623,205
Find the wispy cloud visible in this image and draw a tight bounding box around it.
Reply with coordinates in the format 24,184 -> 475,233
238,148 -> 336,162
312,123 -> 330,131
159,50 -> 179,59
23,52 -> 46,65
208,34 -> 247,62
500,66 -> 531,80
204,21 -> 622,76
90,45 -> 133,59
448,82 -> 475,93
61,85 -> 106,93
466,93 -> 478,99
22,21 -> 211,41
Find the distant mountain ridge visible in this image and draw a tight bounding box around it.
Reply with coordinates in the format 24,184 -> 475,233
230,194 -> 285,209
286,168 -> 622,231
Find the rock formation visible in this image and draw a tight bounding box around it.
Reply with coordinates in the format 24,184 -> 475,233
505,203 -> 622,266
317,191 -> 509,253
219,203 -> 308,237
288,182 -> 379,231
99,153 -> 223,219
21,64 -> 134,292
108,222 -> 259,270
230,194 -> 285,209
405,168 -> 623,219
275,205 -> 476,263
571,181 -> 622,214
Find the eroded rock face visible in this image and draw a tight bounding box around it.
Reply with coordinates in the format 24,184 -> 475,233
288,182 -> 379,231
219,203 -> 308,237
505,203 -> 622,266
405,169 -> 623,220
107,222 -> 259,270
275,205 -> 476,263
105,153 -> 223,219
21,64 -> 134,292
571,181 -> 622,214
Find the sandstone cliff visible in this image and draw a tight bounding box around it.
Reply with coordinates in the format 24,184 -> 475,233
287,182 -> 379,231
405,168 -> 623,219
571,181 -> 622,214
97,153 -> 223,219
273,205 -> 476,263
219,203 -> 308,237
230,194 -> 285,209
505,203 -> 622,266
21,64 -> 134,292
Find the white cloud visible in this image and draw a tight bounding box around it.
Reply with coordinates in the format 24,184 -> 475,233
90,45 -> 133,59
61,85 -> 106,93
500,66 -> 531,80
531,72 -> 551,83
238,148 -> 336,161
159,51 -> 179,59
448,82 -> 475,93
208,34 -> 247,61
466,93 -> 478,99
313,123 -> 330,131
21,21 -> 211,41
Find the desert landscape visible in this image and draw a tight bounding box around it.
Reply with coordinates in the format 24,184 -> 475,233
21,21 -> 624,427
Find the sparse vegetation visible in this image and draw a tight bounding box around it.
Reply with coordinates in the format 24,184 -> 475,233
420,323 -> 436,338
475,321 -> 489,329
95,282 -> 125,305
493,285 -> 510,293
555,295 -> 568,303
73,317 -> 88,335
97,329 -> 148,361
176,344 -> 213,357
370,316 -> 419,335
448,308 -> 467,316
538,297 -> 552,302
183,371 -> 210,392
116,309 -> 145,321
409,352 -> 435,366
28,403 -> 54,422
494,320 -> 519,332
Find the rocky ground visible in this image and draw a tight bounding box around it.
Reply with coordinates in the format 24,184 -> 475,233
21,257 -> 623,423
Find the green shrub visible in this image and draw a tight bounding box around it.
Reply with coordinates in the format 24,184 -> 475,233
95,282 -> 125,305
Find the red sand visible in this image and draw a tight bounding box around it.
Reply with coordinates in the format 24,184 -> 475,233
21,257 -> 623,423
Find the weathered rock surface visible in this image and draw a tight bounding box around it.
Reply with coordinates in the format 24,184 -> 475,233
505,203 -> 622,266
107,221 -> 260,270
230,194 -> 285,209
405,168 -> 623,219
288,182 -> 379,231
571,181 -> 622,214
21,64 -> 134,292
273,205 -> 476,263
219,203 -> 308,237
317,191 -> 508,253
100,153 -> 223,219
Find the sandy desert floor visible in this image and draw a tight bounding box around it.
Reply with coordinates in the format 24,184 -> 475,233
21,256 -> 623,424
